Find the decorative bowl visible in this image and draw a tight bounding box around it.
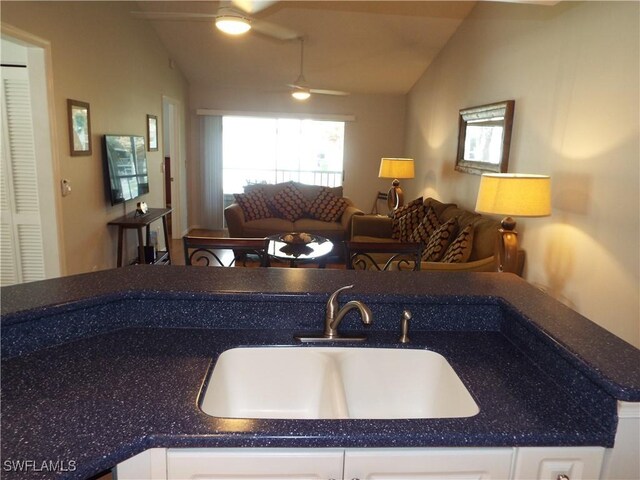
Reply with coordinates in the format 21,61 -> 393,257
278,232 -> 315,245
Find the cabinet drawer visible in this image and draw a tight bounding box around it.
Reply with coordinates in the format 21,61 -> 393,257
166,448 -> 344,479
343,447 -> 513,479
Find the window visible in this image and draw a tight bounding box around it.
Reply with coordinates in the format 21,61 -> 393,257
222,116 -> 345,194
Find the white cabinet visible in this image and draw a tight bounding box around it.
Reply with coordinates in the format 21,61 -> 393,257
343,448 -> 513,479
116,446 -> 607,480
165,448 -> 344,479
116,448 -> 167,480
512,447 -> 605,480
601,401 -> 640,480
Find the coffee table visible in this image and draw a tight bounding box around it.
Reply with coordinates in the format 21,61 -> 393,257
267,234 -> 334,268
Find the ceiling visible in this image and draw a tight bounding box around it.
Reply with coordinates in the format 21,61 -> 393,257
133,1 -> 478,96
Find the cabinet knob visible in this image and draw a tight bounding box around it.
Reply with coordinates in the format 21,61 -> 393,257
557,475 -> 570,480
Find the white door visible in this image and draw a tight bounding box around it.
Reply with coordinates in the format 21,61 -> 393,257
1,60 -> 45,285
0,35 -> 62,285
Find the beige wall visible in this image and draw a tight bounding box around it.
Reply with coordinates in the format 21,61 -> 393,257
188,86 -> 406,227
2,1 -> 189,274
405,1 -> 640,347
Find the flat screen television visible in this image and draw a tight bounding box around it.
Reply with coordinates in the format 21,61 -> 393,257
103,135 -> 149,205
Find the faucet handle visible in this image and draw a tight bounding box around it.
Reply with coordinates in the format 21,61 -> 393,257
326,284 -> 354,312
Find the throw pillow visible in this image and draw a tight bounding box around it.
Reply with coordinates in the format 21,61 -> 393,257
441,224 -> 475,263
422,217 -> 458,262
409,206 -> 440,243
391,197 -> 423,240
307,187 -> 348,222
269,185 -> 307,222
397,203 -> 426,242
234,189 -> 273,221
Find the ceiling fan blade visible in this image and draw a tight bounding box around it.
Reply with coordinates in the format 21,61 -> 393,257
130,11 -> 216,21
309,88 -> 350,96
252,19 -> 300,41
231,0 -> 279,15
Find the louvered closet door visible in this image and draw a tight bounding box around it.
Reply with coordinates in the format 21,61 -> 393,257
1,64 -> 45,286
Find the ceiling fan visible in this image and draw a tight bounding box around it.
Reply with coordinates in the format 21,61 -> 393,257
288,37 -> 350,101
131,0 -> 299,41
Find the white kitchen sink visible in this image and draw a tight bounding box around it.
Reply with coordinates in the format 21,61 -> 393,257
200,347 -> 479,420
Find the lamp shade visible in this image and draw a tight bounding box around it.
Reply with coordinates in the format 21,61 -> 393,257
475,173 -> 551,217
378,158 -> 415,179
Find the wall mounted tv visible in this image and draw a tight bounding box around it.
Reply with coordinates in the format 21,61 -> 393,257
103,135 -> 149,205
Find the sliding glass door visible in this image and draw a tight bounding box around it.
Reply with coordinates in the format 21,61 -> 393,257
222,116 -> 345,195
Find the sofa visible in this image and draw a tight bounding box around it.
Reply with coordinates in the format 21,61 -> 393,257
351,197 -> 523,273
224,181 -> 364,254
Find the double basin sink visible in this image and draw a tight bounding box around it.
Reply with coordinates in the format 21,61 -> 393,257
200,347 -> 479,420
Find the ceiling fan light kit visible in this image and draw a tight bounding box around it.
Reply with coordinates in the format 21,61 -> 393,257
215,14 -> 251,35
287,37 -> 350,100
291,87 -> 311,101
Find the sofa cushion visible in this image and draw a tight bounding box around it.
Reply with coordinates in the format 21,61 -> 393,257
293,219 -> 346,243
269,184 -> 307,222
307,187 -> 348,222
442,223 -> 474,263
391,197 -> 423,240
424,197 -> 457,218
241,217 -> 294,236
234,189 -> 273,221
439,205 -> 498,261
467,217 -> 499,261
422,217 -> 458,262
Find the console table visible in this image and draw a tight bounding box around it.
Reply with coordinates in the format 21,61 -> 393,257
108,208 -> 172,267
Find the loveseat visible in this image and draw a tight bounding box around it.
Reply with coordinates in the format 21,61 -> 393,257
224,181 -> 364,254
351,197 -> 523,273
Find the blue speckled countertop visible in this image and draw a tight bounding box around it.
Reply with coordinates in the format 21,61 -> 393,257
1,267 -> 639,480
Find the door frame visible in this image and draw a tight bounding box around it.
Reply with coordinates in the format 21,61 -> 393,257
1,23 -> 66,277
162,95 -> 186,239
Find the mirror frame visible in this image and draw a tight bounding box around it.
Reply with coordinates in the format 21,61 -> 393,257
455,100 -> 515,175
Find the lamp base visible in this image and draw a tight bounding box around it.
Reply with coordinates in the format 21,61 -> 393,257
498,216 -> 518,274
387,179 -> 404,211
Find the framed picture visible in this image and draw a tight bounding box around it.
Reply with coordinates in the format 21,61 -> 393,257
147,114 -> 158,151
67,99 -> 92,156
455,100 -> 515,175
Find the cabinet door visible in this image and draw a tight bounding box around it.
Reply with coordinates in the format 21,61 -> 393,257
166,448 -> 344,479
116,448 -> 167,480
512,447 -> 605,480
343,448 -> 513,479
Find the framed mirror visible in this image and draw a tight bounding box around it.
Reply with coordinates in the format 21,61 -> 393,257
455,100 -> 515,175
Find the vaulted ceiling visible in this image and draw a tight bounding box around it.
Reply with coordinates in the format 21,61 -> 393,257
133,1 -> 477,96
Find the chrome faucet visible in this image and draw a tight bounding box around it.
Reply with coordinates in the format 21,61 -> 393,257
323,285 -> 373,339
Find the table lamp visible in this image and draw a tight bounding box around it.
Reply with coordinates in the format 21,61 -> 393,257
475,173 -> 551,274
378,158 -> 415,211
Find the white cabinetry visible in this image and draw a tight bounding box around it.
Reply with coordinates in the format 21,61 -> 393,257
601,401 -> 640,480
343,448 -> 513,479
165,448 -> 344,479
116,448 -> 167,480
512,447 -> 605,480
116,446 -> 607,480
